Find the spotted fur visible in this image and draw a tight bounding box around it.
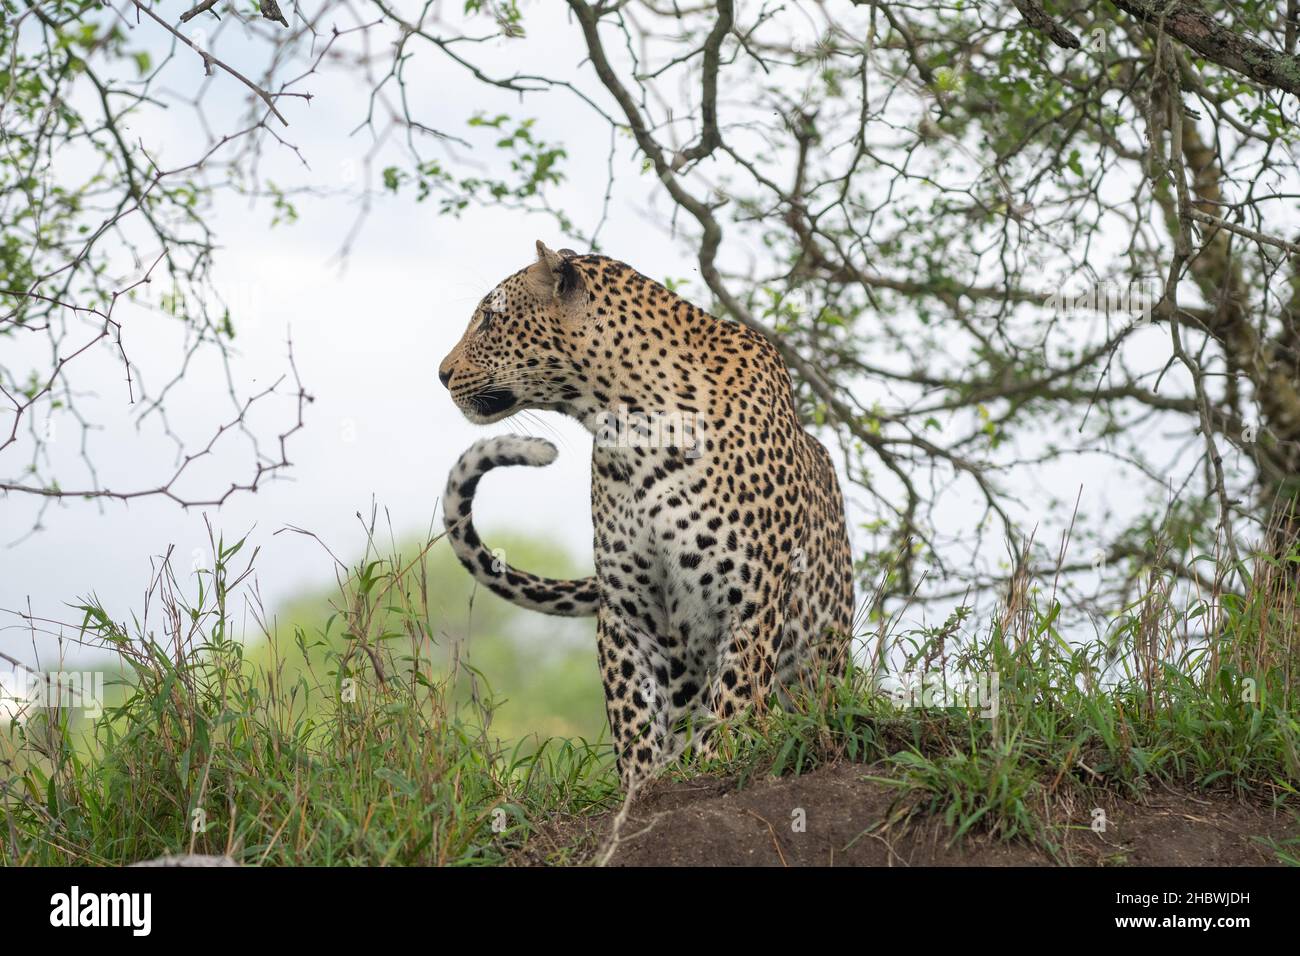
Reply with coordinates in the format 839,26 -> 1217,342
440,241 -> 854,784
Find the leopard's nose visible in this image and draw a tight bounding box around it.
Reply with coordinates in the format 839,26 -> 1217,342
438,366 -> 453,389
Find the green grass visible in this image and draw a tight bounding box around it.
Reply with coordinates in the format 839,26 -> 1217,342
254,524 -> 605,745
2,525 -> 1298,865
697,543 -> 1300,855
1,524 -> 616,866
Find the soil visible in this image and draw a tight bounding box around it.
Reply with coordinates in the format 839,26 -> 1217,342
514,762 -> 1298,866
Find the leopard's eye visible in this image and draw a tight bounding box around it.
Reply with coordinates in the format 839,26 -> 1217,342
478,308 -> 498,331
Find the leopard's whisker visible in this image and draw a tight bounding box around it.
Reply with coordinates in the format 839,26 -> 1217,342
518,409 -> 569,451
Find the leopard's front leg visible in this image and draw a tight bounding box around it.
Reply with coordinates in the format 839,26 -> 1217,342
711,607 -> 785,707
670,608 -> 787,770
596,609 -> 674,786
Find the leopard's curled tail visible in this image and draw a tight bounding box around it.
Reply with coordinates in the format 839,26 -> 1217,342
442,436 -> 599,617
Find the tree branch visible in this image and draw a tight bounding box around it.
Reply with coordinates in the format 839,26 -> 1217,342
1111,0 -> 1300,97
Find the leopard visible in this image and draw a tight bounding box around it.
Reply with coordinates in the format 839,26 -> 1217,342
439,240 -> 855,786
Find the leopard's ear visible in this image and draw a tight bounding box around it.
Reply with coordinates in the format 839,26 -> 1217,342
533,240 -> 583,300
535,240 -> 565,275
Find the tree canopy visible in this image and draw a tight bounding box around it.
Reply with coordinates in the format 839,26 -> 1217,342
3,0 -> 1298,621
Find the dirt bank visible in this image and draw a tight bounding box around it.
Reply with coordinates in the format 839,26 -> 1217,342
516,762 -> 1297,866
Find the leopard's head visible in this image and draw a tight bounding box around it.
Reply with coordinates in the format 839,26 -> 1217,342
439,240 -> 598,424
